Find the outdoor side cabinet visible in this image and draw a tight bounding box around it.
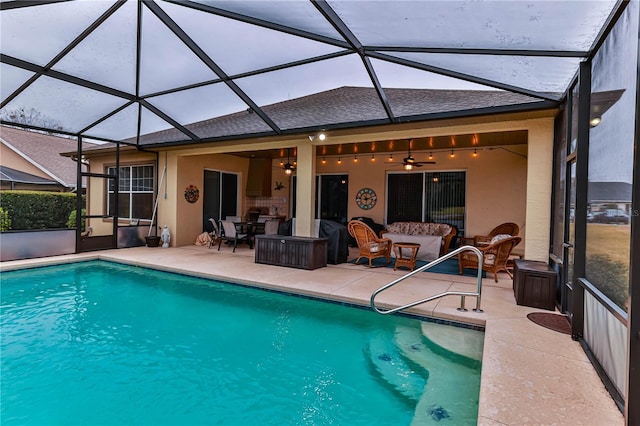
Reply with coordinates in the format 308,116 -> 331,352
255,235 -> 328,270
513,259 -> 558,311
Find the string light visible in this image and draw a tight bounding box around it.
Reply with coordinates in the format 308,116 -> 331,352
353,155 -> 358,163
371,154 -> 375,162
389,153 -> 393,161
322,157 -> 326,164
337,157 -> 342,164
450,150 -> 455,158
428,152 -> 433,160
472,149 -> 478,158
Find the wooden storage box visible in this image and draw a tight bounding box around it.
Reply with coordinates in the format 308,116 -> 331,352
255,235 -> 328,270
513,259 -> 557,311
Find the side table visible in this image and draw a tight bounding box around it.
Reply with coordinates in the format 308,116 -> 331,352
393,242 -> 421,271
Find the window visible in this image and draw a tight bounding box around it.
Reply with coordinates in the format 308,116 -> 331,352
107,165 -> 154,221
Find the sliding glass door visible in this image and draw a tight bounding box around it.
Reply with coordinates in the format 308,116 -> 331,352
203,169 -> 238,232
386,171 -> 466,236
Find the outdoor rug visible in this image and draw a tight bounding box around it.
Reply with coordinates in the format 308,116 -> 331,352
349,257 -> 486,278
527,312 -> 572,335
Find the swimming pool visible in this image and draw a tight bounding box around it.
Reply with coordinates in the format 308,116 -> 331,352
1,260 -> 483,425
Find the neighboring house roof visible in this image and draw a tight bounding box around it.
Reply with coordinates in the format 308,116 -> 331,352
0,125 -> 95,189
588,181 -> 633,203
0,165 -> 58,185
123,86 -> 549,146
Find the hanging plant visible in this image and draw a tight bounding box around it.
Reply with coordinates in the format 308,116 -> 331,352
274,181 -> 285,191
184,184 -> 199,203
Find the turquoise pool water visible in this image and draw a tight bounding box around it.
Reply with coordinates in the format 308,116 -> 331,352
1,261 -> 483,425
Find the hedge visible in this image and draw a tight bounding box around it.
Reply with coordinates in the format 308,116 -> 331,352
0,191 -> 85,230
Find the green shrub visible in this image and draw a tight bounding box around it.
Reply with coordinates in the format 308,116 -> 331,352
585,253 -> 629,311
0,207 -> 11,231
67,208 -> 86,232
0,191 -> 85,230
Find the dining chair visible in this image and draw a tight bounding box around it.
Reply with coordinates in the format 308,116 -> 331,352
218,220 -> 250,252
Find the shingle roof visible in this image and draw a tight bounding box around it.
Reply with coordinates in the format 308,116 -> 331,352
0,165 -> 58,185
0,126 -> 96,189
134,86 -> 549,146
588,181 -> 633,203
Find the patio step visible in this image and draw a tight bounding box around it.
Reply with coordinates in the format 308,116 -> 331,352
419,321 -> 484,368
394,325 -> 480,426
364,331 -> 427,403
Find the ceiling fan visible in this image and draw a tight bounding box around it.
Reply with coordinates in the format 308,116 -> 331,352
282,148 -> 296,176
386,144 -> 436,170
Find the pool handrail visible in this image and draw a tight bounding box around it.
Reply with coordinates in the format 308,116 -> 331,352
370,245 -> 484,315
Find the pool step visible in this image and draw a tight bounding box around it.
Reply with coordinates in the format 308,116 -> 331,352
364,332 -> 427,403
394,325 -> 480,426
420,321 -> 484,368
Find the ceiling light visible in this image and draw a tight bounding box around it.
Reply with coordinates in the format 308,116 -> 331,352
590,117 -> 602,127
318,133 -> 326,141
403,163 -> 414,171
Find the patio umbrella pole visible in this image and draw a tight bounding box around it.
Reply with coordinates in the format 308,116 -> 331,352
148,164 -> 167,237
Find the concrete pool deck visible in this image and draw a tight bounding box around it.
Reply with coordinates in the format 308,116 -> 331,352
1,245 -> 623,425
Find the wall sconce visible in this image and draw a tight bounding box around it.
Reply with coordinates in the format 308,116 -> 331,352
308,132 -> 327,142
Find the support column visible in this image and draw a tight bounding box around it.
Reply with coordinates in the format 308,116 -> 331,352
525,119 -> 555,261
294,143 -> 316,237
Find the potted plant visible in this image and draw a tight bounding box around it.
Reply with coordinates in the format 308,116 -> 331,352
145,226 -> 161,247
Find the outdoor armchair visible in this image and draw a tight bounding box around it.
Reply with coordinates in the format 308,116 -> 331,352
347,220 -> 392,267
458,235 -> 522,282
471,222 -> 520,246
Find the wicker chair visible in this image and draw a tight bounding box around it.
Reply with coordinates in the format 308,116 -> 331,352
472,222 -> 520,246
458,235 -> 522,282
347,220 -> 392,267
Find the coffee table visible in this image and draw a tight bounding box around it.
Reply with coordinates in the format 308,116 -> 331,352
393,242 -> 421,271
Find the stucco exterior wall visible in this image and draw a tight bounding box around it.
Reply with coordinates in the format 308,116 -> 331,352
167,152 -> 250,247
0,142 -> 50,179
318,144 -> 528,240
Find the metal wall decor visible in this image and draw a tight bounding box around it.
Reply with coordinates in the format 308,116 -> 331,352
184,184 -> 199,203
356,187 -> 377,210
